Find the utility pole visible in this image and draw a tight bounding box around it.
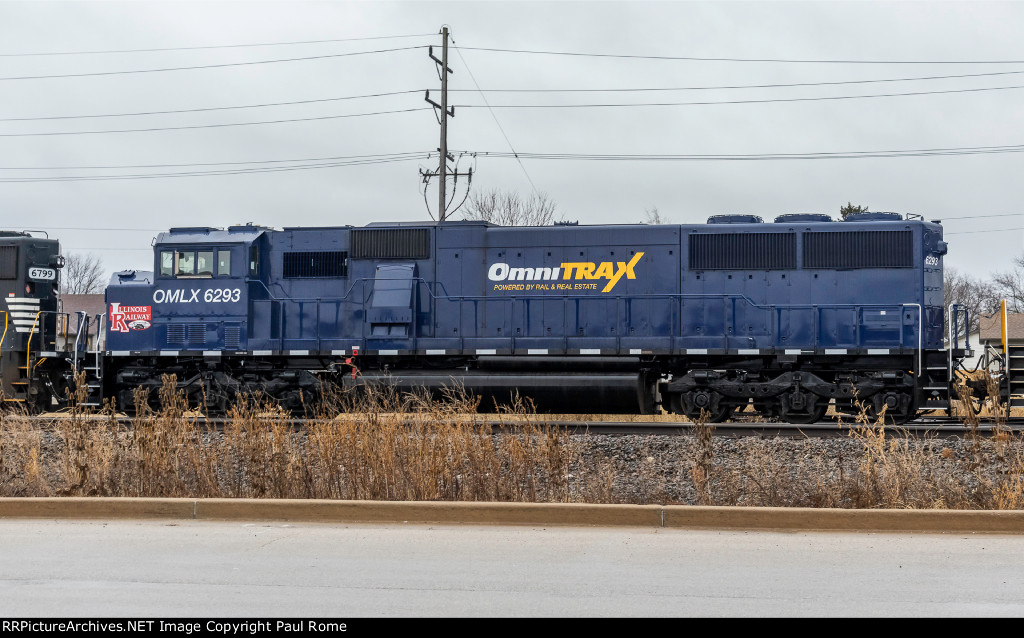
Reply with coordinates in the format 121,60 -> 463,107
422,26 -> 471,222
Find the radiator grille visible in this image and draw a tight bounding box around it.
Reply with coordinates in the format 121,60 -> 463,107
167,325 -> 185,345
224,326 -> 241,349
283,251 -> 348,278
188,324 -> 205,345
689,233 -> 796,270
804,231 -> 913,269
351,228 -> 430,259
0,246 -> 17,280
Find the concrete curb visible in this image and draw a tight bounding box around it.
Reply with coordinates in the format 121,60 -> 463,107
1,498 -> 1023,533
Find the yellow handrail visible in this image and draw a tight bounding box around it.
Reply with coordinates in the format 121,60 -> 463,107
0,311 -> 7,351
26,310 -> 41,377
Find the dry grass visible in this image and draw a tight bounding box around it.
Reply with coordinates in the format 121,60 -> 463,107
3,373 -> 1024,509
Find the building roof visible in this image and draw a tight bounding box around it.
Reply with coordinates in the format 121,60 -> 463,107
60,294 -> 106,331
979,312 -> 1024,342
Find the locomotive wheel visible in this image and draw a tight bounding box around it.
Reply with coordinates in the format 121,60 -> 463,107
684,404 -> 732,423
864,392 -> 918,426
705,404 -> 734,423
683,390 -> 732,423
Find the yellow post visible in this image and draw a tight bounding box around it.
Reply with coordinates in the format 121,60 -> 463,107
1003,299 -> 1009,356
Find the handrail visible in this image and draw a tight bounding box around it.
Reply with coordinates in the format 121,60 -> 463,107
239,277 -> 935,355
23,308 -> 70,361
250,275 -> 929,312
72,311 -> 87,371
94,313 -> 106,352
0,311 -> 7,352
26,310 -> 42,376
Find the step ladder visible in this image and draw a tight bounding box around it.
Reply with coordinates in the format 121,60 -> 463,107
1,350 -> 31,404
2,311 -> 40,406
67,312 -> 105,408
1005,346 -> 1024,413
921,357 -> 953,410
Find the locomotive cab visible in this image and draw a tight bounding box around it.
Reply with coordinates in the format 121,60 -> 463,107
107,226 -> 266,356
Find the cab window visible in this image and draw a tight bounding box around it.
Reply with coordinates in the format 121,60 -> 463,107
160,251 -> 174,277
217,250 -> 231,276
159,247 -> 234,278
176,251 -> 195,276
196,251 -> 214,276
249,246 -> 259,276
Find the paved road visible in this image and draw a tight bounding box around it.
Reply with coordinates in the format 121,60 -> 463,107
1,520 -> 1022,617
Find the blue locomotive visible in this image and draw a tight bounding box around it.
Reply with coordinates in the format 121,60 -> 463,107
80,211 -> 961,423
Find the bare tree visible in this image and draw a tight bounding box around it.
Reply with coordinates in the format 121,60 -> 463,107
992,255 -> 1024,313
60,252 -> 105,294
461,189 -> 562,226
642,206 -> 668,224
945,267 -> 1000,340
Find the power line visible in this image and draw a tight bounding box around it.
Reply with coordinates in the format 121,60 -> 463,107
0,151 -> 427,170
60,246 -> 154,251
0,107 -> 430,137
454,46 -> 1024,65
10,68 -> 1024,124
13,69 -> 1022,124
0,34 -> 435,57
0,90 -> 424,122
11,141 -> 1023,174
16,226 -> 164,231
465,143 -> 1024,161
11,141 -> 1022,174
941,213 -> 1024,221
446,69 -> 1024,92
455,82 -> 1024,109
0,155 -> 423,182
0,46 -> 427,81
947,227 -> 1024,235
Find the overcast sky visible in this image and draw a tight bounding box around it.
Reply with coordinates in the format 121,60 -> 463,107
1,1 -> 1021,282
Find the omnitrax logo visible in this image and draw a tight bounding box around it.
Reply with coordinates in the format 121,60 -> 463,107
488,252 -> 644,293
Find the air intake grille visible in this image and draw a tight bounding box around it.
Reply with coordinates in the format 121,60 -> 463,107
689,233 -> 796,270
0,246 -> 16,280
351,228 -> 430,259
804,231 -> 913,269
224,326 -> 241,349
167,325 -> 185,345
283,251 -> 348,278
188,324 -> 205,345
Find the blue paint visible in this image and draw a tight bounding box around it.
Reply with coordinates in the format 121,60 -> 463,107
105,217 -> 944,355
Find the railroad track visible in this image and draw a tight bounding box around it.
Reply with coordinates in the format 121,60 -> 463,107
20,412 -> 1024,438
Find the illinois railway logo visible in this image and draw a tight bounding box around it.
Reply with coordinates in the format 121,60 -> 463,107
488,252 -> 645,293
109,303 -> 152,332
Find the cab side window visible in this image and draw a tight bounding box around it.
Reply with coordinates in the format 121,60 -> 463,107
196,251 -> 214,276
217,250 -> 231,276
160,247 -> 234,278
249,246 -> 259,276
160,251 -> 174,277
176,251 -> 195,276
